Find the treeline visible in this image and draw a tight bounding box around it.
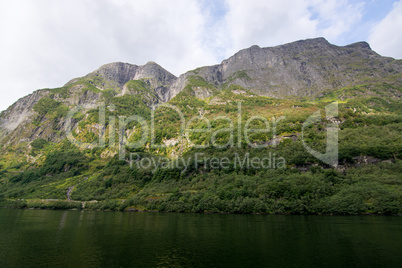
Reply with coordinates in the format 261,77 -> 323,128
2,160 -> 400,215
115,160 -> 402,215
47,154 -> 402,215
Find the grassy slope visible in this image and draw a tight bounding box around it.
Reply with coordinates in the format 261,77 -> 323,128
0,77 -> 401,214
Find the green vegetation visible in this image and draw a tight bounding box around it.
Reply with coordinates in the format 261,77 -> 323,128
227,70 -> 251,82
0,81 -> 401,215
31,138 -> 49,149
2,155 -> 400,214
32,97 -> 69,126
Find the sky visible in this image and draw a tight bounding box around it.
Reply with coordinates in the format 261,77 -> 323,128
0,0 -> 401,112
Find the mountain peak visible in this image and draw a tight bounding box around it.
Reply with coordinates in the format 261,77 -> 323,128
65,61 -> 176,90
145,61 -> 159,66
181,37 -> 401,99
273,37 -> 331,51
344,41 -> 371,50
306,37 -> 329,43
248,45 -> 262,50
88,62 -> 139,87
135,61 -> 176,81
98,61 -> 136,69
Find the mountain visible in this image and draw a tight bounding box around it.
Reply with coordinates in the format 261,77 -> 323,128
66,61 -> 177,102
2,37 -> 401,146
0,37 -> 401,215
68,38 -> 402,101
62,37 -> 402,100
181,38 -> 402,98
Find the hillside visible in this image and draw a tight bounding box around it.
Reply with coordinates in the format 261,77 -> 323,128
0,38 -> 401,214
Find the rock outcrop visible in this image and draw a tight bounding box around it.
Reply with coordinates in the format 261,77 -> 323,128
66,61 -> 177,102
178,38 -> 402,98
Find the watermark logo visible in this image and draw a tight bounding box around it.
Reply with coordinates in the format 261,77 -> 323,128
302,102 -> 338,167
65,102 -> 282,151
64,101 -> 339,169
129,152 -> 286,172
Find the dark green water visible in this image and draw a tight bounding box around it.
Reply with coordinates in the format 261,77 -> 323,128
0,208 -> 401,267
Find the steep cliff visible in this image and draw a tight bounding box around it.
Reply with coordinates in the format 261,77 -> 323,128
175,38 -> 402,98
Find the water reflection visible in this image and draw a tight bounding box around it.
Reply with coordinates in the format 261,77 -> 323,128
0,209 -> 401,267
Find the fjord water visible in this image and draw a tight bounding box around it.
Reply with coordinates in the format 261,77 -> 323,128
0,208 -> 401,267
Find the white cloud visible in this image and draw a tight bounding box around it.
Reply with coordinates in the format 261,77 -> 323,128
220,0 -> 365,56
223,0 -> 316,52
0,0 -> 216,111
310,0 -> 365,42
368,0 -> 402,59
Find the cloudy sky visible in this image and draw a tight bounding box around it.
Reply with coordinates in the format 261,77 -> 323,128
0,0 -> 401,112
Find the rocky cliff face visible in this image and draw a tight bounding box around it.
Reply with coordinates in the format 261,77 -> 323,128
180,37 -> 402,98
0,90 -> 49,142
62,37 -> 402,101
66,61 -> 177,102
1,37 -> 401,145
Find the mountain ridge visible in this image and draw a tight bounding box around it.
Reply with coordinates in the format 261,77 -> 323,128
58,37 -> 401,102
0,37 -> 401,146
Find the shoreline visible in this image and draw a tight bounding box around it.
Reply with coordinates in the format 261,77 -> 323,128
1,204 -> 401,216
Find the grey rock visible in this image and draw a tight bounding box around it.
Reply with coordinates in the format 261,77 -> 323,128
66,61 -> 177,102
64,37 -> 402,101
0,90 -> 49,143
182,37 -> 402,98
